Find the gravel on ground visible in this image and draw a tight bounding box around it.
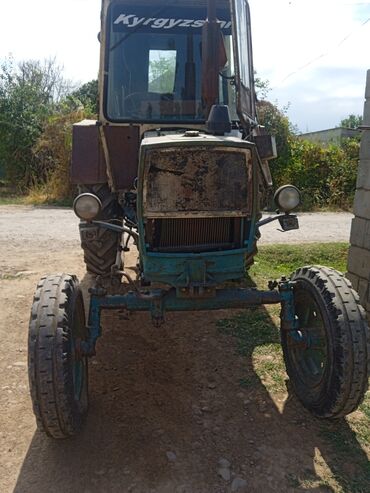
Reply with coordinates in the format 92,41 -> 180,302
0,205 -> 365,493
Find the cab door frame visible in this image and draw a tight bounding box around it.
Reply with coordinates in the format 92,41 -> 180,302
230,0 -> 257,128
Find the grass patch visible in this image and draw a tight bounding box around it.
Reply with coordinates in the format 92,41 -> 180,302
0,181 -> 73,207
250,243 -> 349,288
0,195 -> 26,205
218,305 -> 286,392
0,271 -> 35,280
286,471 -> 333,491
0,182 -> 26,205
24,181 -> 73,207
218,243 -> 369,491
319,416 -> 370,492
321,398 -> 370,489
219,243 -> 351,393
23,192 -> 73,207
0,274 -> 20,280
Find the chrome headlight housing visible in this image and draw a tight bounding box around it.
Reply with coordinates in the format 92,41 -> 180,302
73,193 -> 102,221
274,185 -> 301,213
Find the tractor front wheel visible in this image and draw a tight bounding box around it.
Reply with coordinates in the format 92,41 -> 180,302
28,274 -> 89,438
281,266 -> 369,419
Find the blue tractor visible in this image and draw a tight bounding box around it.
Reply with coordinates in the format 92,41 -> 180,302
28,0 -> 369,438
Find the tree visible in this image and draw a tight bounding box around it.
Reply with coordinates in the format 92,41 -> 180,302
253,74 -> 299,186
0,57 -> 72,187
340,114 -> 363,129
149,54 -> 176,93
257,99 -> 296,186
69,79 -> 99,115
254,75 -> 270,101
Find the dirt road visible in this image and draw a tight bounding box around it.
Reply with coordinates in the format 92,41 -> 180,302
0,206 -> 367,493
0,206 -> 354,253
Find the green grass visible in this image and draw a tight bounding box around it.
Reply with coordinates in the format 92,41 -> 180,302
0,194 -> 26,205
250,242 -> 349,287
319,419 -> 370,492
218,243 -> 369,492
218,306 -> 285,392
219,243 -> 351,392
0,182 -> 26,205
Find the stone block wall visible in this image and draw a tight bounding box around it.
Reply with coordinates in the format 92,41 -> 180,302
347,70 -> 370,315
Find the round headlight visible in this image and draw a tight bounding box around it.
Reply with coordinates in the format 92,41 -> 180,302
73,193 -> 102,221
274,185 -> 301,213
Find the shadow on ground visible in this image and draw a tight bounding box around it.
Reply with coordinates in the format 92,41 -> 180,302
13,275 -> 369,493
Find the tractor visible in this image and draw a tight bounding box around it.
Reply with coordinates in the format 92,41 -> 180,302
28,0 -> 369,439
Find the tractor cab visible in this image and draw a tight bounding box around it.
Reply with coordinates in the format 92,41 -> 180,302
101,0 -> 256,128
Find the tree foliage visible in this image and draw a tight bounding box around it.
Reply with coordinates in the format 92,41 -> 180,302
257,100 -> 295,186
0,57 -> 73,187
0,61 -> 362,209
255,77 -> 360,209
149,53 -> 176,93
340,114 -> 363,129
285,138 -> 359,209
69,79 -> 99,114
0,56 -> 97,199
30,106 -> 93,203
254,76 -> 270,101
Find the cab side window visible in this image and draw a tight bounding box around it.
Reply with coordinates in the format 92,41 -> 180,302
232,0 -> 255,121
235,0 -> 251,89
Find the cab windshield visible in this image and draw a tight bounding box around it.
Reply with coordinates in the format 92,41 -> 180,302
104,1 -> 237,123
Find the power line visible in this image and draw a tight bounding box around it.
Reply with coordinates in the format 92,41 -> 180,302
272,16 -> 370,88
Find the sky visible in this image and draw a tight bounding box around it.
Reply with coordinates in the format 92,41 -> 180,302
0,0 -> 369,132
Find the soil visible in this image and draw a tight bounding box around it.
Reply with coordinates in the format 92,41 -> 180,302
0,206 -> 367,493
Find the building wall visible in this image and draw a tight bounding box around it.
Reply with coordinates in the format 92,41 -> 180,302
299,127 -> 360,145
347,70 -> 370,317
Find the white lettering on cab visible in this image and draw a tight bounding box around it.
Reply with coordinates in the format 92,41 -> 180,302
113,14 -> 231,30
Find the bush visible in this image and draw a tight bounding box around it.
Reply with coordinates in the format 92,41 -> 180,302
256,91 -> 360,210
282,138 -> 359,210
27,105 -> 95,204
0,60 -> 361,210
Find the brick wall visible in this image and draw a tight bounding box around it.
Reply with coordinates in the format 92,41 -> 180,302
347,70 -> 370,315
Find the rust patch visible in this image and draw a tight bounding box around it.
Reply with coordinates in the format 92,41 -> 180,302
104,125 -> 140,190
144,147 -> 251,215
71,121 -> 107,185
71,122 -> 140,190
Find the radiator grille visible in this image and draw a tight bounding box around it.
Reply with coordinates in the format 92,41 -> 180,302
146,218 -> 241,253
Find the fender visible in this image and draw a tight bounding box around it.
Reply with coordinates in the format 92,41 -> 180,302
71,120 -> 140,190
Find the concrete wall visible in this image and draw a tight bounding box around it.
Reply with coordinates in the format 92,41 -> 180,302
299,127 -> 360,145
347,70 -> 370,316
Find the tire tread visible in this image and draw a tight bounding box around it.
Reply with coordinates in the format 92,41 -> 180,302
284,265 -> 369,418
78,184 -> 121,276
28,274 -> 87,438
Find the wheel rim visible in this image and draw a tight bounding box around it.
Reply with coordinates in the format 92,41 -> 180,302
71,296 -> 86,403
72,349 -> 84,402
287,286 -> 329,389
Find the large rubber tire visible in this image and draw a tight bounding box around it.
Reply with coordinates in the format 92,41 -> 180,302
28,274 -> 89,438
78,184 -> 122,276
281,266 -> 369,419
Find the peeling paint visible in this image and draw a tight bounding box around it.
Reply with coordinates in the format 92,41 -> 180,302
144,147 -> 251,215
